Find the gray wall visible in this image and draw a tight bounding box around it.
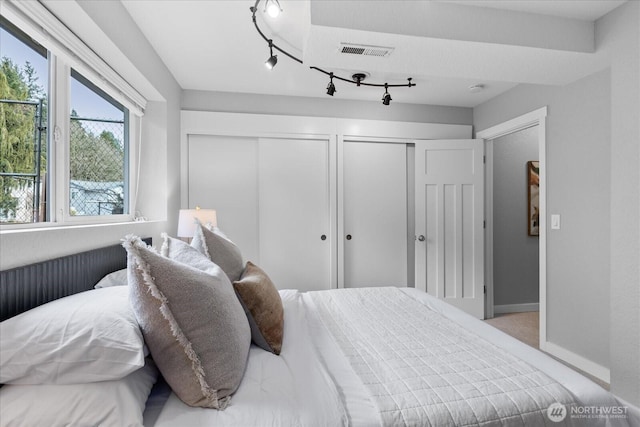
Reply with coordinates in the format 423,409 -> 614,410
476,68 -> 611,374
493,126 -> 539,307
599,1 -> 640,408
182,90 -> 473,125
474,1 -> 639,405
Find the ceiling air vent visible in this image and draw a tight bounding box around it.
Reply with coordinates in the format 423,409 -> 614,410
339,43 -> 394,57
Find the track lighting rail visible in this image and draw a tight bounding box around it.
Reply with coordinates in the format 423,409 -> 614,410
250,0 -> 415,104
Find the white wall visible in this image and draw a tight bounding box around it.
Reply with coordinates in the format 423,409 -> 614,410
0,1 -> 182,270
474,0 -> 639,406
75,1 -> 182,233
182,90 -> 473,125
492,126 -> 539,307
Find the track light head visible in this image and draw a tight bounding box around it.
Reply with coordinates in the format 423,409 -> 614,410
265,40 -> 277,69
382,84 -> 392,105
326,73 -> 337,96
264,0 -> 282,18
326,82 -> 336,96
265,54 -> 278,69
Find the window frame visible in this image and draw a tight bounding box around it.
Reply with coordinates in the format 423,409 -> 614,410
0,4 -> 144,230
64,68 -> 131,222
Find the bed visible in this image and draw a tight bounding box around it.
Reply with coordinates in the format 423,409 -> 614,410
0,231 -> 633,427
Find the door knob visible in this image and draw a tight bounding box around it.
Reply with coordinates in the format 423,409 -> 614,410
346,234 -> 352,240
417,235 -> 425,242
321,235 -> 326,241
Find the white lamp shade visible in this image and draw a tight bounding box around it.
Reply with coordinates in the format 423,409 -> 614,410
177,208 -> 217,238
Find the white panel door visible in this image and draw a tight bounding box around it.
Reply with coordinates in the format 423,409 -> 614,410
342,141 -> 407,288
187,135 -> 259,263
258,138 -> 331,291
415,140 -> 484,318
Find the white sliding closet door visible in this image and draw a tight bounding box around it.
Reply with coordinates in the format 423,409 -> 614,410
342,141 -> 407,288
258,138 -> 331,291
187,135 -> 259,263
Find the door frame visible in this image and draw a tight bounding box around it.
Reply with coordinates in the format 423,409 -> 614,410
476,106 -> 547,347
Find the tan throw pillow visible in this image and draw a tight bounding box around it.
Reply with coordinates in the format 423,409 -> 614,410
233,261 -> 284,355
123,236 -> 250,409
192,224 -> 244,282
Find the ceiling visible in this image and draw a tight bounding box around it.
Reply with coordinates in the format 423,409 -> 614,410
439,0 -> 626,21
122,0 -> 625,108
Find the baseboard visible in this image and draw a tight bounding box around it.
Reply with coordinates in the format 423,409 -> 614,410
542,340 -> 610,384
494,303 -> 539,314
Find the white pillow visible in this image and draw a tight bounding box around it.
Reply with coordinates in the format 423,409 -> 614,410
94,268 -> 128,288
0,286 -> 145,384
0,358 -> 158,427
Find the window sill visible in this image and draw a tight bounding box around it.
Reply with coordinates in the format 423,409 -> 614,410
0,219 -> 164,235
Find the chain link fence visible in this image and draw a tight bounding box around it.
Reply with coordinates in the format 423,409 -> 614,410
69,116 -> 125,216
0,101 -> 126,223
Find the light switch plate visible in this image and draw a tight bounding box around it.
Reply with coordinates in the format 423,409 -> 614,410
551,214 -> 561,230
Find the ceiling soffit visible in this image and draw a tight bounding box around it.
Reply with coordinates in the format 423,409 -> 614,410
302,1 -> 607,88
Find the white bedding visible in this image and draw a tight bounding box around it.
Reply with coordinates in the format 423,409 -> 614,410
149,290 -> 348,427
310,288 -> 579,426
149,287 -> 630,427
396,288 -> 626,426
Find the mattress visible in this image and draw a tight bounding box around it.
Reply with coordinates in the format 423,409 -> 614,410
148,287 -> 629,427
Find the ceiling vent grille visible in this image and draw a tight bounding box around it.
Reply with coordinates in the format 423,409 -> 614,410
339,43 -> 394,57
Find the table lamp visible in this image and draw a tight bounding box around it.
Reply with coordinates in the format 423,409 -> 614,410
177,207 -> 217,240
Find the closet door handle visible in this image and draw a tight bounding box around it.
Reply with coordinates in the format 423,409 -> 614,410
346,234 -> 352,240
321,235 -> 327,241
417,235 -> 425,242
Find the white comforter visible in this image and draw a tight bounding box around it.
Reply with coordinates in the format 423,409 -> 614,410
310,287 -> 576,426
150,287 -> 629,427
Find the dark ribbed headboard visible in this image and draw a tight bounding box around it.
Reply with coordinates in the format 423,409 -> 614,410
0,238 -> 151,321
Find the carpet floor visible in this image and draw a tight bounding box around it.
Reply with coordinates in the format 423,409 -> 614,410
485,311 -> 540,349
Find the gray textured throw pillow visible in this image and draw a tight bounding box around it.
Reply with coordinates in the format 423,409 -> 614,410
161,233 -> 222,276
191,224 -> 244,282
123,235 -> 250,409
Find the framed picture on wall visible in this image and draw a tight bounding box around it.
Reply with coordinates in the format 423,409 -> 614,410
527,161 -> 540,236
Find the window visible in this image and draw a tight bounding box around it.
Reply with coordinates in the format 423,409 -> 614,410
0,6 -> 143,227
0,17 -> 48,223
69,70 -> 129,217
